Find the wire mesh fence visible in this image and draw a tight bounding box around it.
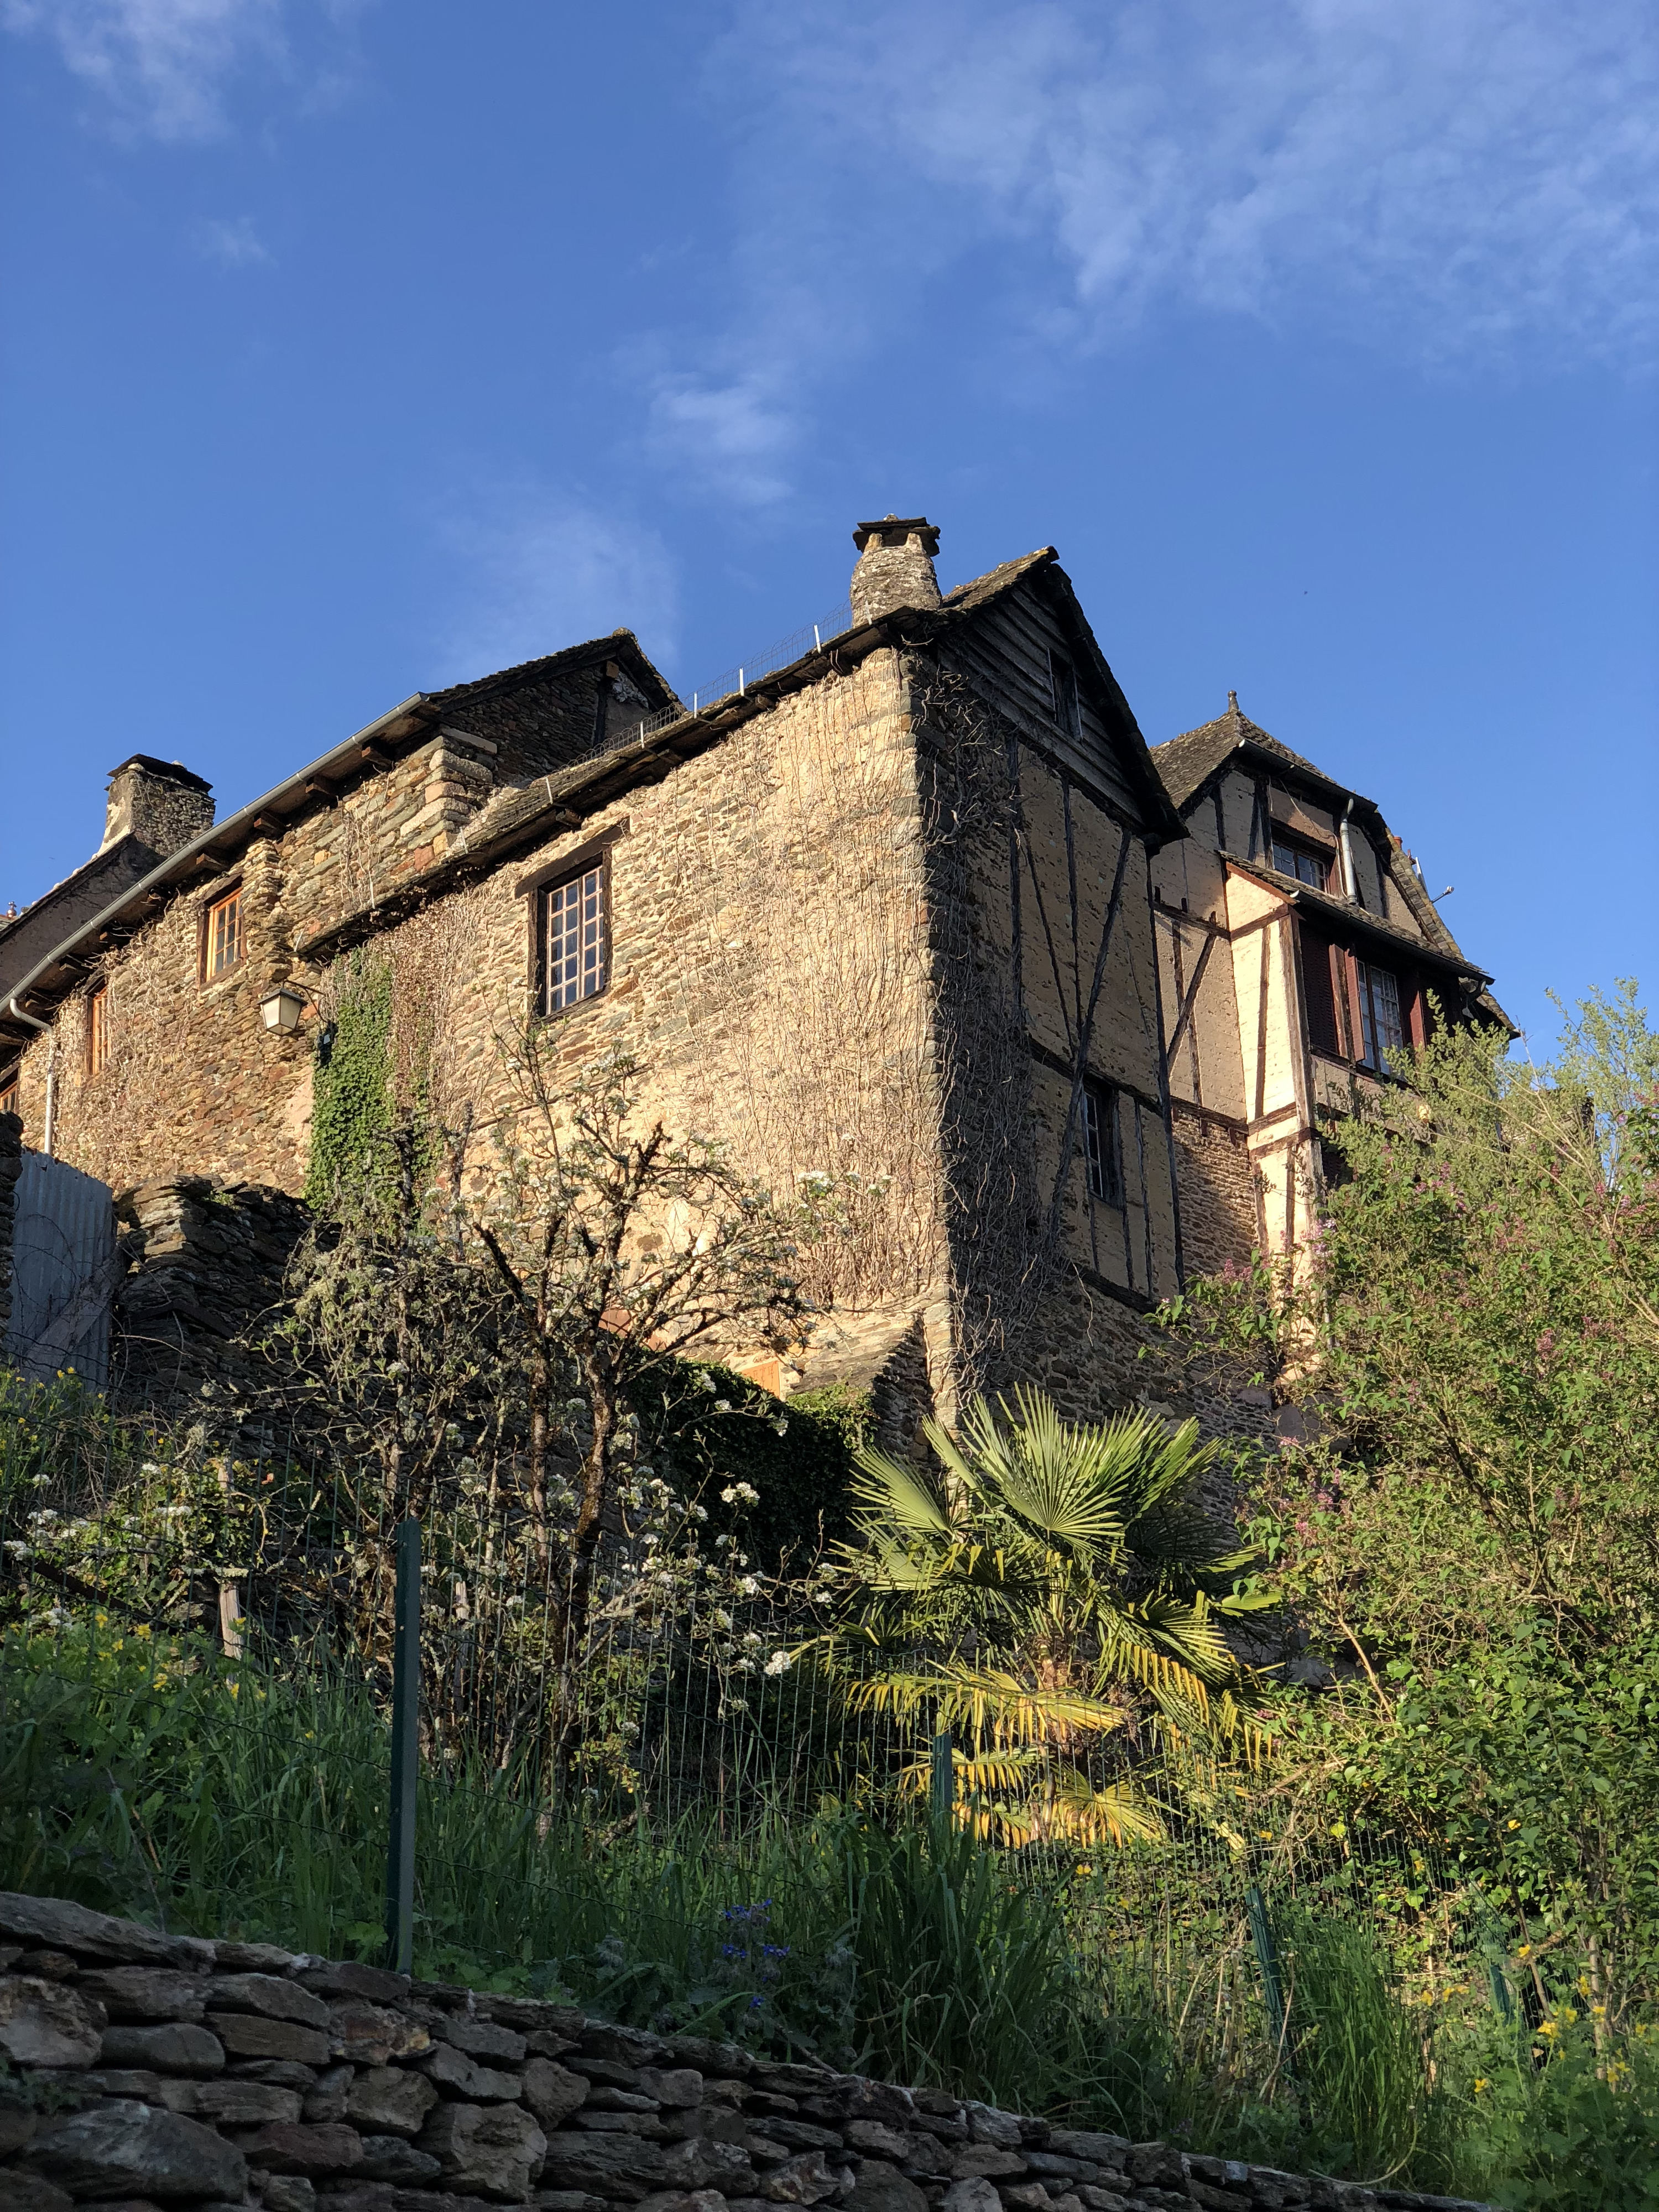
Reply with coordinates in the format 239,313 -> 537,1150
0,1366 -> 1618,2067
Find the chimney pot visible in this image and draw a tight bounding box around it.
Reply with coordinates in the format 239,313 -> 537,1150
851,514 -> 942,625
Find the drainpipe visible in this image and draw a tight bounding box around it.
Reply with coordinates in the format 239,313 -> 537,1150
1337,797 -> 1360,907
6,998 -> 55,1156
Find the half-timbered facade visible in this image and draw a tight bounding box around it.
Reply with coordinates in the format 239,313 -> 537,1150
1147,695 -> 1507,1271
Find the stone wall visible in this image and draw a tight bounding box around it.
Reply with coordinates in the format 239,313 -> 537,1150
3,572 -> 1267,1440
112,1178 -> 312,1406
1167,1109 -> 1260,1286
0,1892 -> 1493,2212
0,1110 -> 22,1346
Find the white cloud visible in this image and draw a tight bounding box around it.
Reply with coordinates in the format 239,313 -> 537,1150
4,0 -> 366,143
189,212 -> 270,264
647,369 -> 799,507
724,0 -> 1659,369
435,488 -> 681,689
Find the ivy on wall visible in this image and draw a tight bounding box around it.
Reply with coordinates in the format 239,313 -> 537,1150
633,1361 -> 873,1570
305,958 -> 394,1209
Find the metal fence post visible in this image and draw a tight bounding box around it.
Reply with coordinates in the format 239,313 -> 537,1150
1246,1883 -> 1291,2070
928,1726 -> 953,1827
385,1516 -> 421,1975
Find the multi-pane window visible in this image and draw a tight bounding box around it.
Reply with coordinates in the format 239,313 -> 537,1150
87,985 -> 110,1073
204,888 -> 244,979
1082,1082 -> 1121,1203
539,863 -> 608,1015
1357,962 -> 1405,1068
1270,836 -> 1332,889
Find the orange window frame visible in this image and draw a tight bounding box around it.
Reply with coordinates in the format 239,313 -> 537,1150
87,984 -> 111,1073
203,887 -> 246,980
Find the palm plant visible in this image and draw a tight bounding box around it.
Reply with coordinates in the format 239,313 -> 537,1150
827,1388 -> 1271,1845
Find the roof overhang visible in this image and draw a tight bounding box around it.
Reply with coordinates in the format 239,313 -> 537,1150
1222,854 -> 1494,985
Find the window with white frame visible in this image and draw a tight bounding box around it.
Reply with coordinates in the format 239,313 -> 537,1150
1357,961 -> 1405,1067
538,862 -> 608,1015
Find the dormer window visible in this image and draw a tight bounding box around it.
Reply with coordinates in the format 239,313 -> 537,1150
1270,834 -> 1333,890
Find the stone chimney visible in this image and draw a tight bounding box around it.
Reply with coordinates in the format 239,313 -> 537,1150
101,756 -> 215,857
851,515 -> 942,626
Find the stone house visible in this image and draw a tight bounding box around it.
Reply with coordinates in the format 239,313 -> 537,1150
0,520 -> 1500,1423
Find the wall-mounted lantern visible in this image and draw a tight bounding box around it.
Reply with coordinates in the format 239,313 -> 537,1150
259,987 -> 307,1035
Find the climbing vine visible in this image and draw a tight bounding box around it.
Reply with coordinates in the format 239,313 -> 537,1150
305,957 -> 393,1208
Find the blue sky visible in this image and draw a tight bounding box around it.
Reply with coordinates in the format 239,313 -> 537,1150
2,0 -> 1654,1050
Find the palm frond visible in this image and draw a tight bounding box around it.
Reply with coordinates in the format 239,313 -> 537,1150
847,1444 -> 956,1537
848,1661 -> 1130,1747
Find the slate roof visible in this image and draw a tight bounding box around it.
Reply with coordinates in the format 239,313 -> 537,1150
1153,693 -> 1513,1030
425,629 -> 680,717
1,549 -> 1178,1038
1151,693 -> 1327,811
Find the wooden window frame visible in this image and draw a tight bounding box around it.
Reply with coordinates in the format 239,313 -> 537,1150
1298,926 -> 1344,1059
86,983 -> 111,1074
0,1069 -> 18,1123
1355,958 -> 1406,1070
534,855 -> 611,1018
200,884 -> 246,983
1048,650 -> 1081,740
1270,830 -> 1337,891
1082,1080 -> 1123,1205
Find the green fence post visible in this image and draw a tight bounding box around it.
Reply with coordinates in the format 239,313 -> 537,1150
385,1516 -> 421,1975
1246,1883 -> 1292,2070
929,1727 -> 953,1827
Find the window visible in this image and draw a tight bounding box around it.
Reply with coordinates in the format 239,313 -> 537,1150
87,984 -> 110,1073
0,1071 -> 17,1123
1270,834 -> 1333,890
204,888 -> 245,979
1082,1082 -> 1121,1203
1048,652 -> 1081,739
1357,961 -> 1405,1068
1299,929 -> 1343,1057
539,862 -> 608,1015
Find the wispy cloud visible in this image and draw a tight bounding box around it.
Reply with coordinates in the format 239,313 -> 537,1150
645,0 -> 1656,500
435,486 -> 681,688
189,212 -> 271,264
3,0 -> 364,143
646,368 -> 799,507
732,0 -> 1658,368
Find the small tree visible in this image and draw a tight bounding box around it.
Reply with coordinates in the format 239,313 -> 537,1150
827,1387 -> 1270,1843
1165,982 -> 1659,1967
477,1039 -> 809,1758
273,1118 -> 511,1530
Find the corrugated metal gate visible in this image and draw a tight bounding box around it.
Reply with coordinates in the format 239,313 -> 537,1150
3,1151 -> 118,1390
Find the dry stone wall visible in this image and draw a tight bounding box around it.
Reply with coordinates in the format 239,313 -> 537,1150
111,1178 -> 312,1406
0,1112 -> 22,1347
0,1893 -> 1492,2212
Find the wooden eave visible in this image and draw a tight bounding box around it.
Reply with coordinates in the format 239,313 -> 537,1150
1220,854 -> 1494,984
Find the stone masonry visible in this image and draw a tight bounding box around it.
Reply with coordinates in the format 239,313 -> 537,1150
0,1113 -> 21,1348
0,1892 -> 1494,2212
0,517 -> 1495,1432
